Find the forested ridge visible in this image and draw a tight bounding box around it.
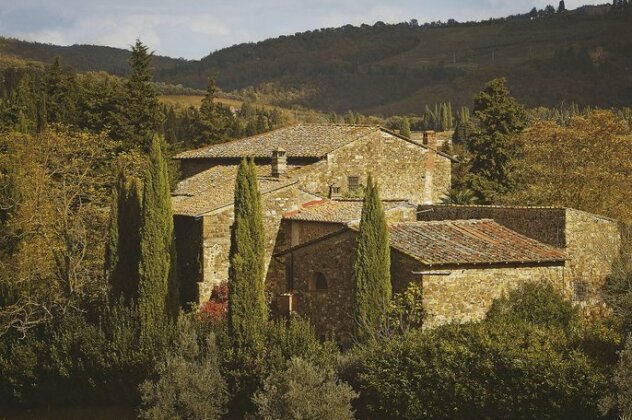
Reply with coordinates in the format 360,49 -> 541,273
2,3 -> 632,114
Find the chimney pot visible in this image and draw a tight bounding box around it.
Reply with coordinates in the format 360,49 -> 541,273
328,183 -> 341,199
422,130 -> 437,148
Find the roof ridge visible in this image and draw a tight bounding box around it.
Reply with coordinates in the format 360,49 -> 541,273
174,123 -> 300,159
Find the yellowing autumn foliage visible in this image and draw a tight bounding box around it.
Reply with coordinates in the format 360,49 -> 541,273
504,111 -> 632,221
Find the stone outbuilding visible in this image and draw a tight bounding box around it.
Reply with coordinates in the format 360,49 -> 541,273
418,205 -> 622,312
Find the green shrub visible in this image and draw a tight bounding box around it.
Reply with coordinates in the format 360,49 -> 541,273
602,335 -> 632,419
253,357 -> 357,420
345,322 -> 607,419
486,281 -> 580,331
264,316 -> 338,373
139,315 -> 227,420
613,337 -> 632,418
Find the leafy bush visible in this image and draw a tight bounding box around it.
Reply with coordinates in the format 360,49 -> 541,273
345,322 -> 608,419
139,315 -> 227,420
603,224 -> 632,333
253,357 -> 357,420
486,281 -> 580,331
264,315 -> 338,373
217,315 -> 339,418
612,337 -> 632,418
199,281 -> 229,322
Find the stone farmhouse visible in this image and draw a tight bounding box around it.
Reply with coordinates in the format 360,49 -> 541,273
171,123 -> 621,342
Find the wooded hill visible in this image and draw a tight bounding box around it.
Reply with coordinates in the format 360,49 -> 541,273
2,4 -> 632,115
0,37 -> 185,75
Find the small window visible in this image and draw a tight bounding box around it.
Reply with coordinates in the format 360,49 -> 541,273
311,272 -> 328,291
347,176 -> 360,191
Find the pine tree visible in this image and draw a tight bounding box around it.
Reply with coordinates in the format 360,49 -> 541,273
106,168 -> 143,303
111,39 -> 163,151
192,78 -> 231,147
228,159 -> 267,352
163,106 -> 178,145
352,175 -> 392,342
44,56 -> 77,125
466,78 -> 527,203
400,117 -> 411,138
138,136 -> 178,343
558,0 -> 566,12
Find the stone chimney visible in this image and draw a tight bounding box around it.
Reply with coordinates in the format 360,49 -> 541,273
328,183 -> 341,199
271,147 -> 287,177
422,130 -> 437,149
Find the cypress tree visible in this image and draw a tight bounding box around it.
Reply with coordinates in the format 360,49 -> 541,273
228,158 -> 267,351
400,117 -> 411,138
256,112 -> 269,133
106,168 -> 143,303
35,92 -> 47,133
105,168 -> 123,290
352,175 -> 392,342
138,136 -> 178,342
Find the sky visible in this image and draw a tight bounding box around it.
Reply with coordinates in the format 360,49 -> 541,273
0,0 -> 595,59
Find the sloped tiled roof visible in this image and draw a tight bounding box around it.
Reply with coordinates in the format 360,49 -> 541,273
172,165 -> 295,217
283,199 -> 414,223
174,124 -> 380,159
388,219 -> 566,266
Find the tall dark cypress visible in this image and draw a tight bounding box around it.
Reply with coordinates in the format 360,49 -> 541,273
228,158 -> 267,351
400,117 -> 411,138
352,175 -> 392,342
105,168 -> 142,303
138,136 -> 178,341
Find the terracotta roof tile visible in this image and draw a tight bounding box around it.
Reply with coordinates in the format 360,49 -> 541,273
388,219 -> 566,266
174,124 -> 380,159
283,199 -> 414,223
172,165 -> 295,217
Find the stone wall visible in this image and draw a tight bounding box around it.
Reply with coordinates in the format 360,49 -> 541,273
565,209 -> 621,307
292,130 -> 451,205
390,249 -> 567,329
273,230 -> 358,344
197,185 -> 317,302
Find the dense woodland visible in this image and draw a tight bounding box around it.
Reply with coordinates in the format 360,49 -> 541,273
0,5 -> 632,419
